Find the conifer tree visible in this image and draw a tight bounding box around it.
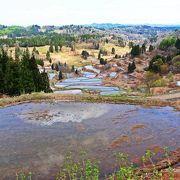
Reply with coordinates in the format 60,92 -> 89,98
21,49 -> 35,93
29,55 -> 43,92
49,44 -> 54,53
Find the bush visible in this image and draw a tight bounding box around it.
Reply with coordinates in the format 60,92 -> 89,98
152,79 -> 167,87
100,58 -> 107,65
167,72 -> 173,81
172,55 -> 180,67
148,55 -> 166,73
81,50 -> 89,60
159,38 -> 176,50
144,72 -> 161,91
171,55 -> 180,73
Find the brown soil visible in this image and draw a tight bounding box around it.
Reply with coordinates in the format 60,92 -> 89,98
131,124 -> 146,132
111,135 -> 130,148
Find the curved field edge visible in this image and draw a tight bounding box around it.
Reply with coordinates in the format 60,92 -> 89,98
0,93 -> 179,111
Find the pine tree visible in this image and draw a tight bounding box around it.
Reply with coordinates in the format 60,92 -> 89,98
128,61 -> 136,73
15,46 -> 21,60
41,72 -> 52,93
175,38 -> 180,50
112,47 -> 116,54
55,44 -> 59,52
49,44 -> 54,53
21,49 -> 35,93
141,44 -> 146,53
4,59 -> 22,95
29,55 -> 43,92
0,48 -> 9,93
131,45 -> 141,57
46,51 -> 51,62
149,45 -> 154,52
98,51 -> 101,59
59,71 -> 63,80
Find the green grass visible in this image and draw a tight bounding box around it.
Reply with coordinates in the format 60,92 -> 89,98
16,148 -> 176,180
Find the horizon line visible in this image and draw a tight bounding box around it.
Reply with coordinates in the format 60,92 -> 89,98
1,23 -> 180,27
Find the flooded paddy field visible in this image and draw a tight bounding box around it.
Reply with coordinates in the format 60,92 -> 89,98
0,102 -> 179,179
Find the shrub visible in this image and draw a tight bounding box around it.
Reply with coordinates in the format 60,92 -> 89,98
152,79 -> 167,87
144,72 -> 161,91
167,72 -> 173,81
81,50 -> 89,60
159,37 -> 176,50
100,58 -> 107,65
148,55 -> 166,73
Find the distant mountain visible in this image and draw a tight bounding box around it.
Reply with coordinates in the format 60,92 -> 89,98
84,23 -> 180,29
84,23 -> 130,29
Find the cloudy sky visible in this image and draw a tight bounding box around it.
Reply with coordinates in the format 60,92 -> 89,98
0,0 -> 179,26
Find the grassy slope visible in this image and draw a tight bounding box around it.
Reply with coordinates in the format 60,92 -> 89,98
8,43 -> 130,67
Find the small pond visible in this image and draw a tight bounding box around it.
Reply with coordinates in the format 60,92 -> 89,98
0,102 -> 179,179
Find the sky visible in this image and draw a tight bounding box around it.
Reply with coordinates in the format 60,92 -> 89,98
0,0 -> 180,26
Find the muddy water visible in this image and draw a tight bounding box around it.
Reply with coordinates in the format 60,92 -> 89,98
0,102 -> 179,179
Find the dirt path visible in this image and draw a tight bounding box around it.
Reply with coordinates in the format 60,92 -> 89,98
149,92 -> 180,100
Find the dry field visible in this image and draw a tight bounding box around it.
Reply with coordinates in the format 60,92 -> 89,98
8,42 -> 130,67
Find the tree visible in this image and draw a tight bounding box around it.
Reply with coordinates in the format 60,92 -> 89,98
29,55 -> 43,92
4,59 -> 22,95
131,45 -> 141,57
58,71 -> 63,80
112,47 -> 115,54
0,47 -> 51,96
15,46 -> 21,60
75,69 -> 78,75
148,55 -> 165,73
171,55 -> 180,73
59,44 -> 63,51
0,48 -> 9,93
98,51 -> 101,59
71,65 -> 75,72
149,45 -> 154,52
41,71 -> 52,93
55,44 -> 59,52
141,43 -> 146,53
81,50 -> 89,59
46,51 -> 51,62
21,49 -> 35,93
175,38 -> 180,50
95,43 -> 100,50
128,61 -> 136,73
144,72 -> 160,92
49,44 -> 54,53
159,37 -> 176,50
100,58 -> 107,65
128,42 -> 134,48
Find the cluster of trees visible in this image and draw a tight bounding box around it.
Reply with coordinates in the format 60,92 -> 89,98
0,34 -> 76,48
148,52 -> 180,74
0,25 -> 42,37
0,48 -> 51,96
130,43 -> 148,57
